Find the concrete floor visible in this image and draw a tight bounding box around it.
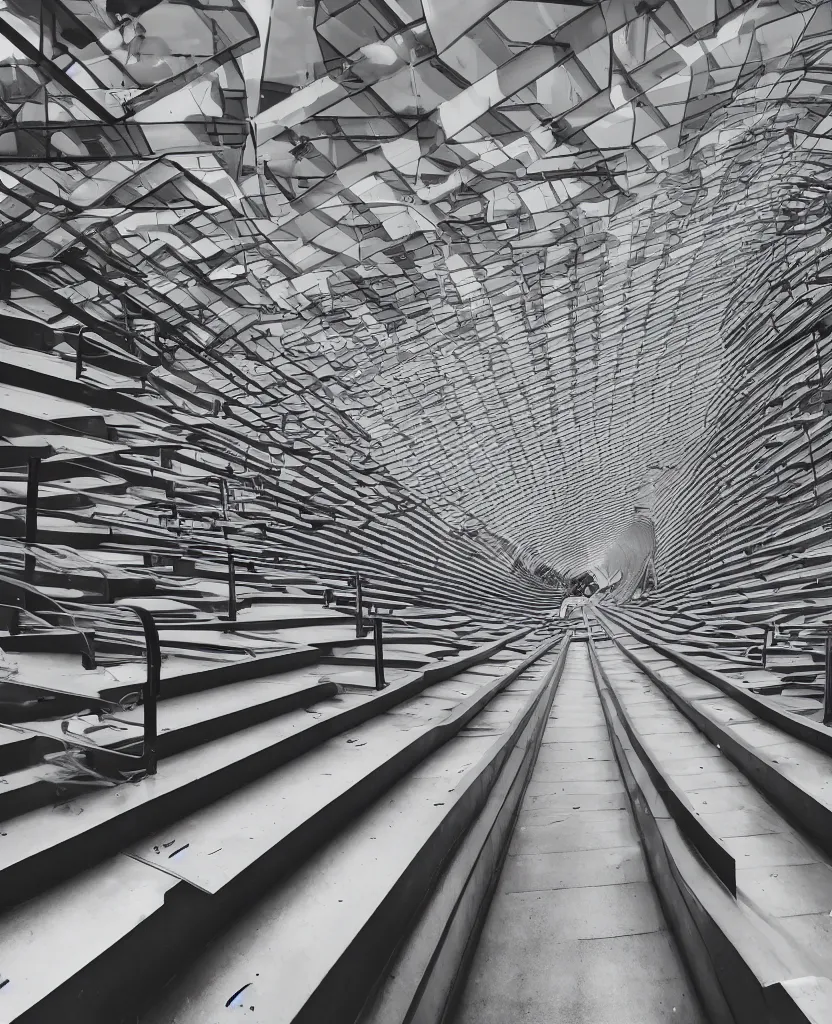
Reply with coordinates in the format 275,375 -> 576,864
452,644 -> 707,1024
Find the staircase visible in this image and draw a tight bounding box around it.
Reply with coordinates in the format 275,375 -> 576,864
0,623 -> 568,1024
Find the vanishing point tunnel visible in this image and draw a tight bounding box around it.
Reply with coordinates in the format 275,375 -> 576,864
1,2 -> 832,1022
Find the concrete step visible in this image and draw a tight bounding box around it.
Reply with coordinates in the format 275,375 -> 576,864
361,644 -> 569,1024
0,632 -> 553,1023
133,642 -> 567,1024
5,670 -> 339,795
602,606 -> 832,756
0,725 -> 37,774
597,612 -> 832,861
0,628 -> 531,909
588,631 -> 832,1024
0,646 -> 322,721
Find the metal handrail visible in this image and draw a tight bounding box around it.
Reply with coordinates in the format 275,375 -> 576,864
758,621 -> 832,725
347,573 -> 364,637
5,441 -> 160,769
344,574 -> 387,689
128,605 -> 161,775
0,574 -> 97,668
75,328 -> 87,379
0,602 -> 96,669
58,605 -> 162,775
373,616 -> 386,691
760,623 -> 832,657
79,563 -> 111,605
227,548 -> 237,621
764,623 -> 832,634
1,600 -> 162,776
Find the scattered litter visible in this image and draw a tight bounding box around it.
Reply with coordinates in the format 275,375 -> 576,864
225,983 -> 252,1008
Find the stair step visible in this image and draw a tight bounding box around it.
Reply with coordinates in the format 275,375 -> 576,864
0,725 -> 36,773
5,671 -> 338,794
1,646 -> 322,720
0,630 -> 529,908
135,644 -> 565,1024
0,633 -> 550,1022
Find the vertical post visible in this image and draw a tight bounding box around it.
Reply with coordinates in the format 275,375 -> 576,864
227,548 -> 237,621
803,424 -> 820,507
25,456 -> 40,546
11,457 -> 40,635
354,573 -> 363,638
824,627 -> 832,727
761,624 -> 769,669
75,331 -> 84,379
134,608 -> 161,777
374,617 -> 386,690
218,476 -> 234,619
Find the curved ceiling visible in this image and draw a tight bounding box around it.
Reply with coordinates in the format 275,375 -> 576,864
1,0 -> 831,579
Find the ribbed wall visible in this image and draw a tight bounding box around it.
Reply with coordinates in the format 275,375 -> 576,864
652,131 -> 832,624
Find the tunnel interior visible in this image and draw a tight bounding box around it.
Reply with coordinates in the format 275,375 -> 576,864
1,3 -> 832,1024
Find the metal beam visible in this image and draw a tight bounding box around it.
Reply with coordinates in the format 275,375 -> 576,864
0,15 -> 117,124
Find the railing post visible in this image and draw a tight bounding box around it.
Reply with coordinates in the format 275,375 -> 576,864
762,624 -> 769,668
227,548 -> 237,621
373,616 -> 386,690
824,627 -> 832,727
219,477 -> 228,519
75,330 -> 84,379
25,455 -> 40,547
11,456 -> 41,635
133,607 -> 161,776
351,573 -> 363,638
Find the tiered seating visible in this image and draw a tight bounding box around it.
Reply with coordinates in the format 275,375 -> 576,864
607,603 -> 829,719
0,306 -> 565,1023
0,626 -> 568,1023
585,613 -> 832,1023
